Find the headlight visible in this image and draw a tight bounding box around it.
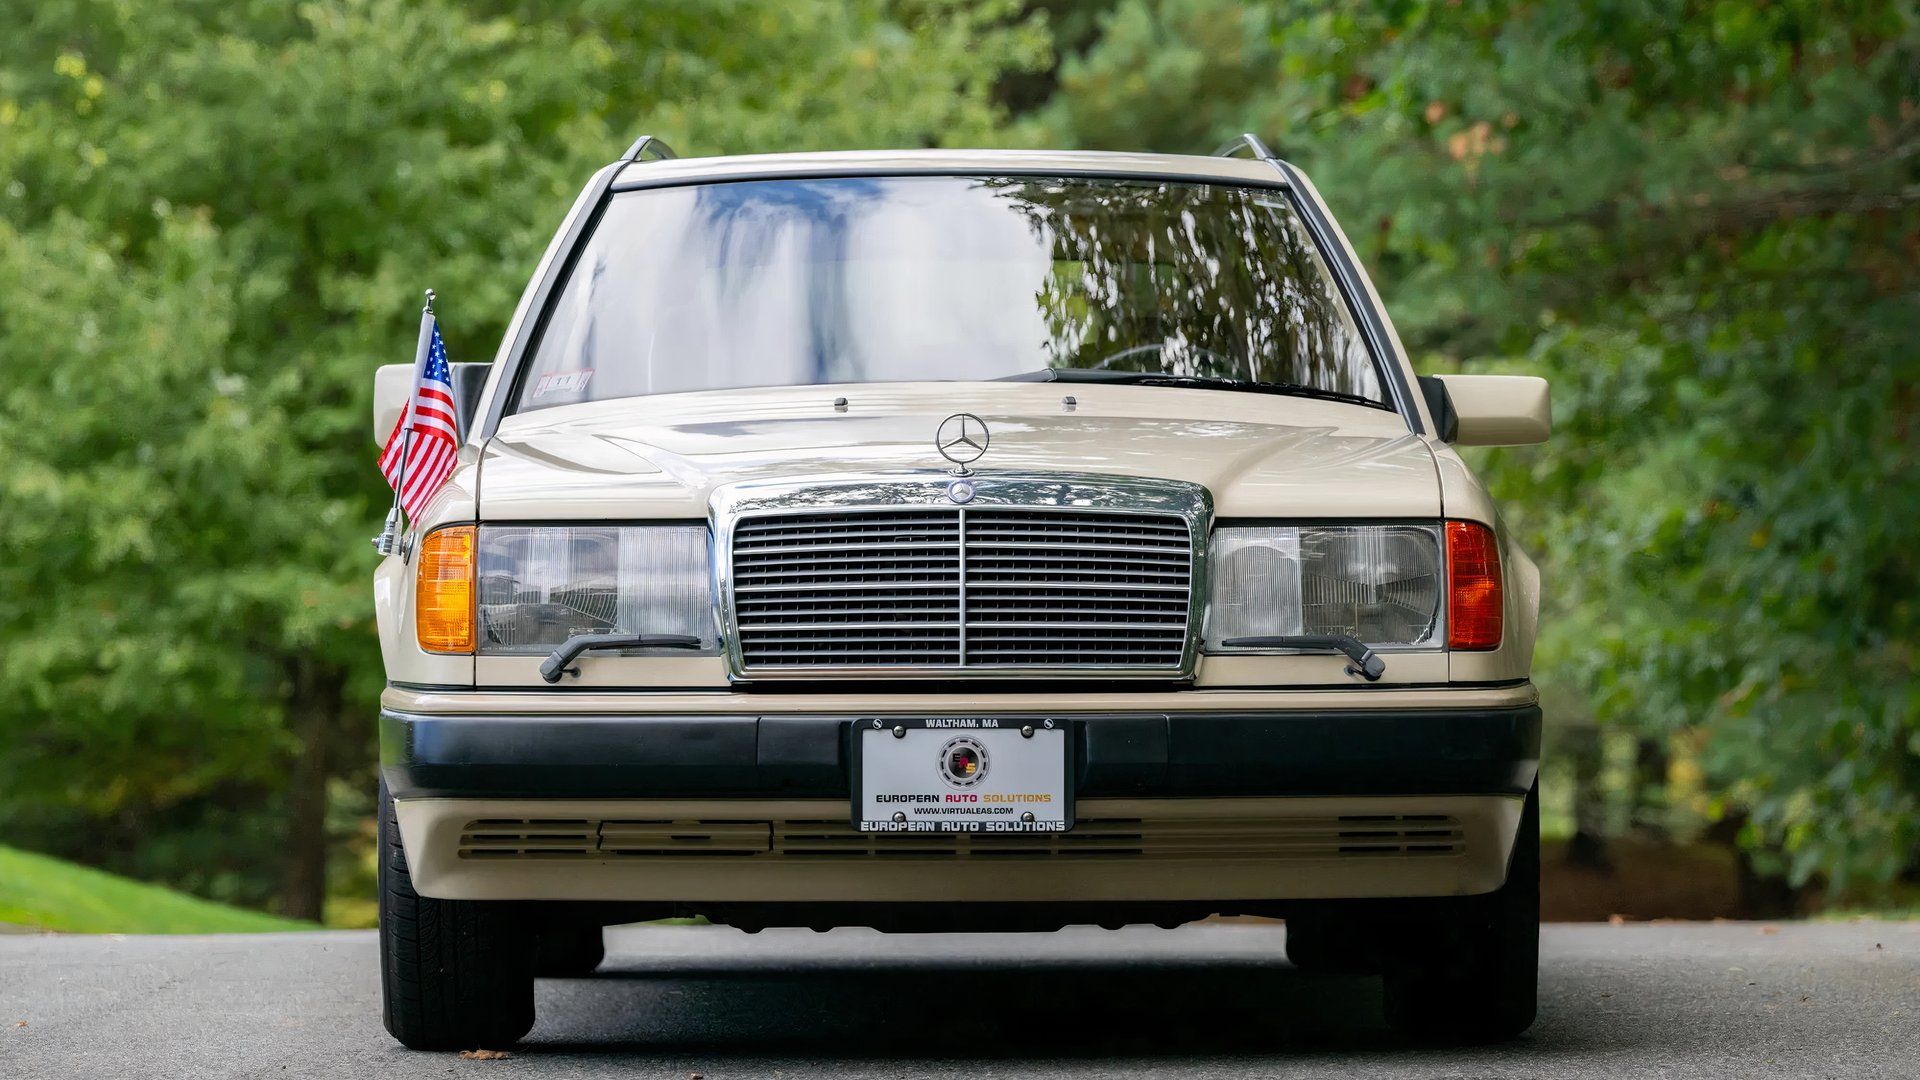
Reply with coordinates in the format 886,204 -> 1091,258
1203,524 -> 1444,651
475,525 -> 718,655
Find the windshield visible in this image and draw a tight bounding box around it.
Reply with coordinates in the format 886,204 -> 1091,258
513,175 -> 1387,413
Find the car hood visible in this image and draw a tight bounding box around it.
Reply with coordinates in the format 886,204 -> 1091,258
479,382 -> 1440,519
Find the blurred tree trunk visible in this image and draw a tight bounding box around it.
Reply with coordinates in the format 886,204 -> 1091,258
1706,812 -> 1803,919
281,659 -> 343,922
1564,723 -> 1611,870
1633,737 -> 1671,840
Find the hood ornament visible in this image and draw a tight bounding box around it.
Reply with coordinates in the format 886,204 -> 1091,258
935,412 -> 990,476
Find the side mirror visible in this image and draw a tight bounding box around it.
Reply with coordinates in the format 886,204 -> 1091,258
372,362 -> 490,444
1428,374 -> 1551,446
373,364 -> 413,444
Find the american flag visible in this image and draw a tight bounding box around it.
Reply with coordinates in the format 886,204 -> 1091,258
378,320 -> 460,520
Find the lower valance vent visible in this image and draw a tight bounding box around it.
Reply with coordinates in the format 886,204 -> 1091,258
455,815 -> 1464,861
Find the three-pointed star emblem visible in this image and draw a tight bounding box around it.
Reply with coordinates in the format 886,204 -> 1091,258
935,413 -> 990,471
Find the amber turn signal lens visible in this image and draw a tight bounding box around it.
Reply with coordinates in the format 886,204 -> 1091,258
1446,520 -> 1503,650
416,525 -> 476,654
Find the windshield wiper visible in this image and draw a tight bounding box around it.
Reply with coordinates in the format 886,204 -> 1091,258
995,369 -> 1388,409
1219,634 -> 1386,682
539,633 -> 704,683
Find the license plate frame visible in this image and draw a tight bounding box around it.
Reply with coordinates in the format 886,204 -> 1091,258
850,718 -> 1073,834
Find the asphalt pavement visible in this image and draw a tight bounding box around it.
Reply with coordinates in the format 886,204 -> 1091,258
2,920 -> 1915,1079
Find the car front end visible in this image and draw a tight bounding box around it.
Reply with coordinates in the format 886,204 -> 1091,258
371,143 -> 1550,1048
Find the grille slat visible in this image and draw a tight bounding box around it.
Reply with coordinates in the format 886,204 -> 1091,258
960,538 -> 1182,553
736,581 -> 965,595
730,506 -> 1193,672
963,581 -> 1192,593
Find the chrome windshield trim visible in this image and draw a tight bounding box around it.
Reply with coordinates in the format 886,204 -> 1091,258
710,473 -> 1213,681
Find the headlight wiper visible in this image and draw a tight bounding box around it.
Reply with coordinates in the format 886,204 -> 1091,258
1218,634 -> 1386,682
539,633 -> 704,683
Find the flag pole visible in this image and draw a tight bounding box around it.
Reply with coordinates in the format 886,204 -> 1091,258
373,289 -> 437,557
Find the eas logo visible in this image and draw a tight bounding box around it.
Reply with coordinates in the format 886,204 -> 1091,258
938,736 -> 989,788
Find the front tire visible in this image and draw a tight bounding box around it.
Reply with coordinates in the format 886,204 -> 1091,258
378,782 -> 536,1051
1381,784 -> 1540,1043
534,924 -> 606,977
1284,906 -> 1380,974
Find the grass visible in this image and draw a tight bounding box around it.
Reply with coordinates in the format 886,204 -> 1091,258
0,844 -> 316,934
1814,892 -> 1920,921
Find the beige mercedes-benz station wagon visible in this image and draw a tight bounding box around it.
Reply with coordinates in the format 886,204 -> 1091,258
371,135 -> 1551,1049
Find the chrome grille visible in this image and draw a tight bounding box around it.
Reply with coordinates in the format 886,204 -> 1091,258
730,506 -> 1194,672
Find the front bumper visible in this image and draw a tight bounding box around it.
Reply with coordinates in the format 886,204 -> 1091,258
381,696 -> 1539,904
381,703 -> 1539,801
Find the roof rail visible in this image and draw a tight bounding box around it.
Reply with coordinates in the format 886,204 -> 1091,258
1213,133 -> 1277,161
619,135 -> 679,163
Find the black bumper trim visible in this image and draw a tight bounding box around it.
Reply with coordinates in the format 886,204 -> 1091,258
380,705 -> 1540,801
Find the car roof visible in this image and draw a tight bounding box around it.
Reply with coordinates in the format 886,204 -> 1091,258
609,148 -> 1292,192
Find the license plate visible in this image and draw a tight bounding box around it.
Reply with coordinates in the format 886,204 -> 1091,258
852,718 -> 1072,833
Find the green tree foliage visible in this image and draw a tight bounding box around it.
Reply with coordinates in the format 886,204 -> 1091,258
1036,0 -> 1920,891
3,0 -> 1914,916
0,0 -> 1044,918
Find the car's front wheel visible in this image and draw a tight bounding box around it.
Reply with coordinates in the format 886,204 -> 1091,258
378,782 -> 536,1051
1380,784 -> 1540,1043
534,924 -> 606,977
